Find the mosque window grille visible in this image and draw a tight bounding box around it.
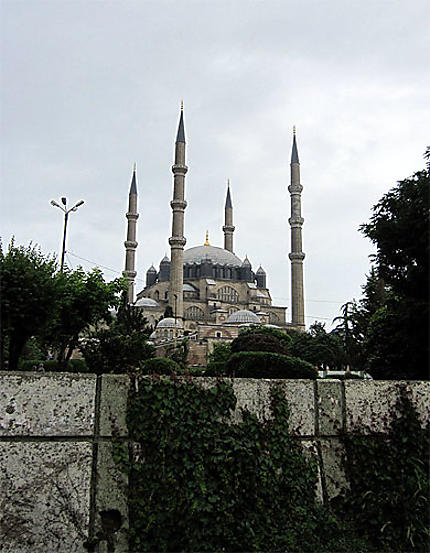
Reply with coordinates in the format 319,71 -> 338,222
217,286 -> 239,304
185,305 -> 205,321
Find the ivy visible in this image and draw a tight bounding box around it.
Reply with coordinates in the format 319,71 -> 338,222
126,377 -> 356,552
337,386 -> 430,552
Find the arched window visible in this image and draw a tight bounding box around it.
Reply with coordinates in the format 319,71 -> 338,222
217,286 -> 239,303
154,290 -> 160,300
185,305 -> 205,321
228,306 -> 239,315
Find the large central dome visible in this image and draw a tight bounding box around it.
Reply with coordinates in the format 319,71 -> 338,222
184,245 -> 242,266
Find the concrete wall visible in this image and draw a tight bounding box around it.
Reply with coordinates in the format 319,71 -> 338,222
1,372 -> 429,552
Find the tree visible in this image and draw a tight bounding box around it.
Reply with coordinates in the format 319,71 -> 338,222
356,152 -> 429,379
287,323 -> 345,369
41,267 -> 124,368
0,240 -> 57,370
80,293 -> 155,373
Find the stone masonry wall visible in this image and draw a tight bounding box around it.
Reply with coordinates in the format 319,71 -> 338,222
0,372 -> 429,553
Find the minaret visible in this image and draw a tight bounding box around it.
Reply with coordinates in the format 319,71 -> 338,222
168,103 -> 188,320
288,128 -> 305,328
123,163 -> 139,303
223,179 -> 235,252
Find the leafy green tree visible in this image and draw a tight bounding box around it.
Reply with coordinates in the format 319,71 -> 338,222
80,293 -> 154,373
357,153 -> 430,379
0,240 -> 57,370
287,323 -> 344,369
42,267 -> 123,368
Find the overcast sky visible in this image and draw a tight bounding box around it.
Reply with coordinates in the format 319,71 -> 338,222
1,0 -> 429,329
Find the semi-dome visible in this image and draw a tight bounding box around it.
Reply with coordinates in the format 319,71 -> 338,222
135,297 -> 160,308
226,309 -> 261,324
184,245 -> 242,266
156,317 -> 184,329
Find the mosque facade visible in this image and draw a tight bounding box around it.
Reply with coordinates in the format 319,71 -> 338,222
123,106 -> 305,363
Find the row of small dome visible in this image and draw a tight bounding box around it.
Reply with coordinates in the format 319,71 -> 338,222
145,245 -> 266,274
154,309 -> 262,328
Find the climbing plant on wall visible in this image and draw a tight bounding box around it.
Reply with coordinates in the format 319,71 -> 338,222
126,377 -> 361,552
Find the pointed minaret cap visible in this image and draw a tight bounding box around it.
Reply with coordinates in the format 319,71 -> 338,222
225,179 -> 233,208
256,265 -> 266,274
242,255 -> 251,267
129,163 -> 137,194
291,126 -> 299,164
176,101 -> 186,143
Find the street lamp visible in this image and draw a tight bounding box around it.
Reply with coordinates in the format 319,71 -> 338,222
50,197 -> 85,271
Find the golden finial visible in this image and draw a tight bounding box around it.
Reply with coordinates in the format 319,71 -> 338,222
180,100 -> 184,112
293,125 -> 296,135
204,230 -> 210,246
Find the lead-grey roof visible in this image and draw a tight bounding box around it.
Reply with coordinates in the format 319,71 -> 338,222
225,185 -> 232,208
184,245 -> 242,266
226,309 -> 261,324
291,134 -> 299,164
135,297 -> 160,308
129,168 -> 137,195
176,110 -> 185,143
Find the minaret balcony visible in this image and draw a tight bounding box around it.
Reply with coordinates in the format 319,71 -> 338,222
222,225 -> 235,233
171,164 -> 188,175
288,216 -> 304,226
170,199 -> 187,210
288,184 -> 303,194
169,236 -> 187,248
289,252 -> 306,261
124,240 -> 138,249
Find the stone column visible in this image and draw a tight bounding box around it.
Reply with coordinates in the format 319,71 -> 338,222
168,106 -> 188,320
288,129 -> 305,328
123,164 -> 139,304
223,180 -> 235,253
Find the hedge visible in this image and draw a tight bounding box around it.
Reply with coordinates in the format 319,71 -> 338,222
140,357 -> 181,375
225,351 -> 316,379
18,358 -> 90,373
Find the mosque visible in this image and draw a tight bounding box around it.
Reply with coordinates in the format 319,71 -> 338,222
122,105 -> 305,364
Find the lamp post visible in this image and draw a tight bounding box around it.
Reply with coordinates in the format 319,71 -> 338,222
50,197 -> 84,271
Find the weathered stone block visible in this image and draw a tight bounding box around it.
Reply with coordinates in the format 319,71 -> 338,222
345,380 -> 430,434
319,438 -> 349,502
275,380 -> 315,435
0,441 -> 92,552
317,380 -> 343,436
94,441 -> 129,553
0,372 -> 96,436
99,375 -> 130,437
301,440 -> 323,502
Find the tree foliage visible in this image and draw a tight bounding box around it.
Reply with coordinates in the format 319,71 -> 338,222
0,239 -> 125,370
42,267 -> 123,368
80,293 -> 154,373
0,240 -> 57,370
341,153 -> 430,379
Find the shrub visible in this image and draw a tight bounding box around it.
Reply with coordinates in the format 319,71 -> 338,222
205,360 -> 229,377
18,358 -> 89,373
231,332 -> 288,355
239,325 -> 293,351
225,351 -> 316,379
140,357 -> 180,375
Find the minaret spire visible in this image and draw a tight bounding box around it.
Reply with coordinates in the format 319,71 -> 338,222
223,179 -> 235,252
168,103 -> 188,319
123,163 -> 139,303
288,128 -> 305,328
